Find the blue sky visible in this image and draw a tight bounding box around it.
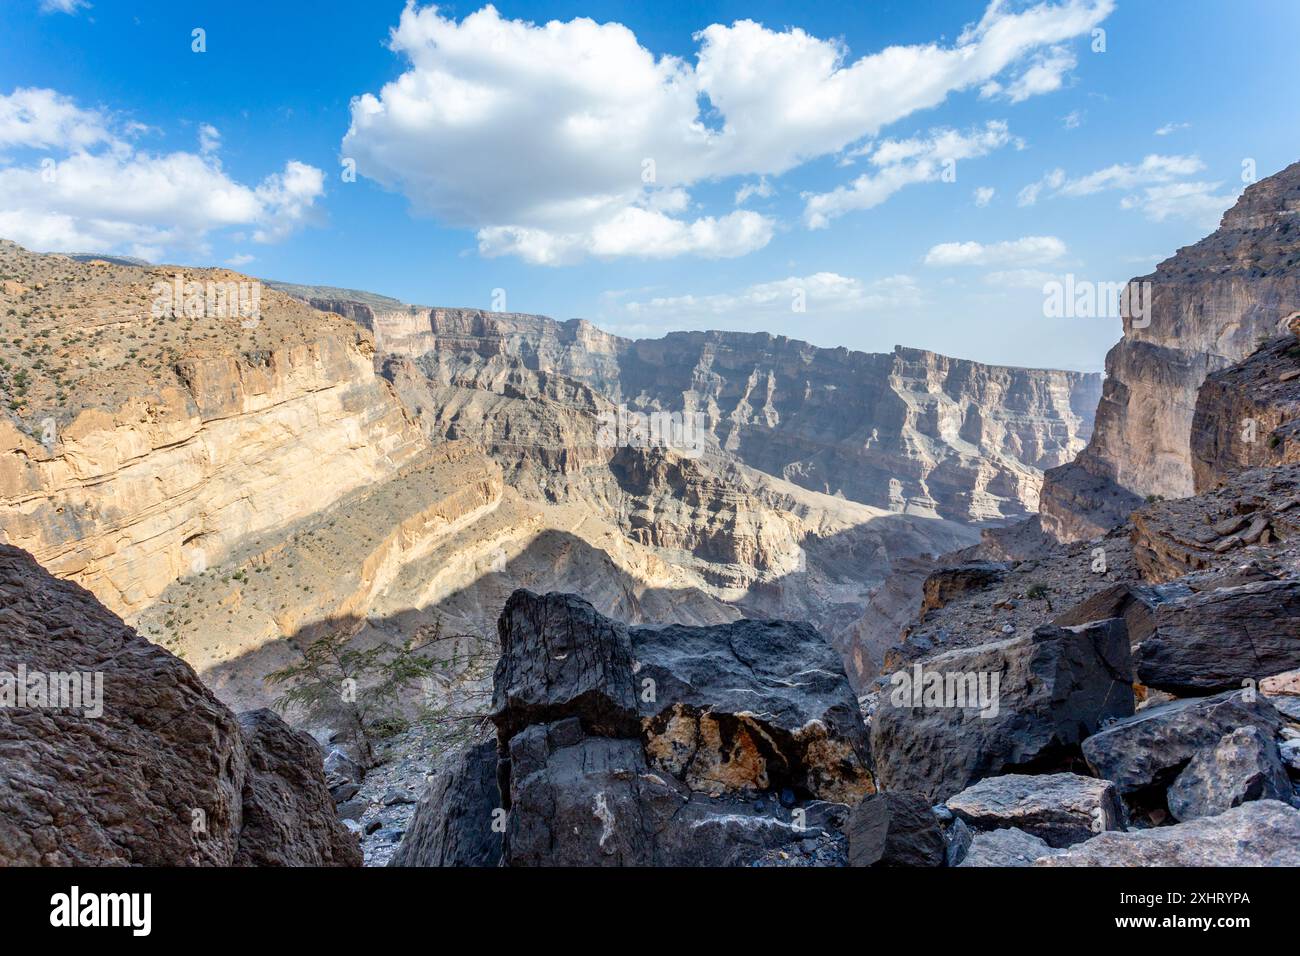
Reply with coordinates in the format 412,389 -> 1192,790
1,0 -> 1298,370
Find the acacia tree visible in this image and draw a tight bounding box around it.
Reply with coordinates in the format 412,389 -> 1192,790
266,626 -> 440,768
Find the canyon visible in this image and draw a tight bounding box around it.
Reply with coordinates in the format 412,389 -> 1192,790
3,159 -> 1299,869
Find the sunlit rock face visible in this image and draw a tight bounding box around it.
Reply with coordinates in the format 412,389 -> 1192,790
1041,160 -> 1300,542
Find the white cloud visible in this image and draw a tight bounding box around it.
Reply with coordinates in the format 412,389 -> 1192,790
40,0 -> 90,14
982,45 -> 1077,102
1014,153 -> 1238,226
734,177 -> 772,205
477,207 -> 772,265
226,253 -> 255,266
804,121 -> 1016,228
1062,110 -> 1083,129
974,186 -> 995,207
1119,181 -> 1238,229
0,89 -> 325,258
342,0 -> 1115,262
1016,167 -> 1064,206
1154,121 -> 1190,136
0,88 -> 113,151
924,235 -> 1066,267
616,272 -> 925,325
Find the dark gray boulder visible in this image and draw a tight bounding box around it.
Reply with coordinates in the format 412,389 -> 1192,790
958,827 -> 1063,867
1135,581 -> 1300,694
389,739 -> 503,867
945,773 -> 1124,847
1082,689 -> 1284,798
871,619 -> 1134,802
1166,726 -> 1294,821
1039,800 -> 1300,866
502,718 -> 819,866
1052,581 -> 1189,646
631,618 -> 873,802
490,590 -> 639,743
846,792 -> 946,867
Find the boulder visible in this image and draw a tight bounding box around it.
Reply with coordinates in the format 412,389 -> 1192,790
482,591 -> 871,865
631,618 -> 873,802
1052,582 -> 1188,646
502,718 -> 819,866
945,773 -> 1124,847
1135,580 -> 1300,694
0,544 -> 358,866
920,563 -> 1011,615
323,748 -> 363,802
846,792 -> 946,867
958,827 -> 1063,867
490,589 -> 639,743
871,619 -> 1134,801
1082,690 -> 1284,798
234,709 -> 364,866
389,739 -> 503,867
1165,726 -> 1294,821
1038,800 -> 1300,866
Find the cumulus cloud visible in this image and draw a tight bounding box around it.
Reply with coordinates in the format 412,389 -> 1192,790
924,235 -> 1066,266
0,88 -> 113,151
1016,153 -> 1238,226
0,88 -> 325,258
804,121 -> 1016,228
974,186 -> 995,207
342,0 -> 1114,262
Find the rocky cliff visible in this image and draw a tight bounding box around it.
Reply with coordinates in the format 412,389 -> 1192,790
0,241 -> 428,618
1041,160 -> 1300,542
0,543 -> 360,865
1190,315 -> 1300,491
317,301 -> 1100,525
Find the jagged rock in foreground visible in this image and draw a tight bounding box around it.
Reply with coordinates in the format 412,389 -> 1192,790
1165,726 -> 1295,822
0,544 -> 360,866
958,827 -> 1064,867
945,773 -> 1124,848
1038,800 -> 1300,866
1135,580 -> 1300,694
846,792 -> 946,867
1081,690 -> 1284,802
387,739 -> 502,868
394,588 -> 871,865
870,619 -> 1134,802
1039,159 -> 1300,542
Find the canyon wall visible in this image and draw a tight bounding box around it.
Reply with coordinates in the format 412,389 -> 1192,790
0,243 -> 429,618
1040,160 -> 1300,542
320,304 -> 1101,525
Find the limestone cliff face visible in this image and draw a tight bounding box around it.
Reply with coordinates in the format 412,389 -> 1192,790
0,244 -> 428,618
1041,160 -> 1300,541
327,305 -> 1100,524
